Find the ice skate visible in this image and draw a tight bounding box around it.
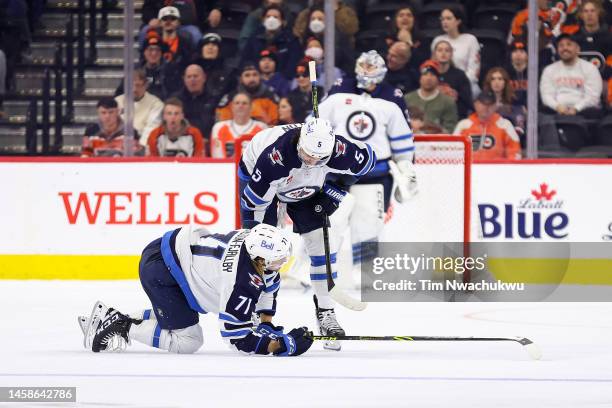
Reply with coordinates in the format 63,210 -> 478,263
313,295 -> 345,351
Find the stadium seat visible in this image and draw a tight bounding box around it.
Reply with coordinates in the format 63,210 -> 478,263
472,4 -> 518,33
219,3 -> 252,30
214,28 -> 240,60
355,29 -> 386,54
551,115 -> 591,151
468,29 -> 506,80
363,3 -> 405,31
596,114 -> 612,145
419,3 -> 463,30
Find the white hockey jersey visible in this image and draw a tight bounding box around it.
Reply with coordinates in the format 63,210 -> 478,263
316,78 -> 414,174
160,226 -> 280,354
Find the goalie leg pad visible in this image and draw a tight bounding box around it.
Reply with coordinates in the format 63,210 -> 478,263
349,183 -> 385,264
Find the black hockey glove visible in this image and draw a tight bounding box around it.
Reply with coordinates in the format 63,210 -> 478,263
313,183 -> 347,216
273,327 -> 314,356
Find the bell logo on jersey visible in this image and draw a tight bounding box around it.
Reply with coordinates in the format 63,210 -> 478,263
347,111 -> 376,141
334,140 -> 347,157
269,147 -> 284,166
478,183 -> 569,239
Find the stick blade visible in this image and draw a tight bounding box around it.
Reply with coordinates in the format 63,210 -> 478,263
517,337 -> 542,360
308,60 -> 317,82
330,286 -> 368,311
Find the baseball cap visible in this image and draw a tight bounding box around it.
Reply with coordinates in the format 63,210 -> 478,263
158,6 -> 180,20
475,91 -> 496,105
259,48 -> 277,63
143,34 -> 167,52
200,32 -> 222,46
510,40 -> 527,52
240,61 -> 259,74
556,33 -> 579,44
420,59 -> 440,77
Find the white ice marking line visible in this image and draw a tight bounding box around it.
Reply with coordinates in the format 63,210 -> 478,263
464,308 -> 612,329
1,373 -> 612,383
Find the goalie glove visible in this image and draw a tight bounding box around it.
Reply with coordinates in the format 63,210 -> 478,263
389,160 -> 418,203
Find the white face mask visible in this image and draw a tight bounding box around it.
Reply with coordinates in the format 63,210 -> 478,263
305,46 -> 323,61
263,16 -> 281,31
309,19 -> 325,33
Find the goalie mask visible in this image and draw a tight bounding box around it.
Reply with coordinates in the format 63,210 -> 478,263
355,50 -> 388,89
297,118 -> 335,167
245,224 -> 292,271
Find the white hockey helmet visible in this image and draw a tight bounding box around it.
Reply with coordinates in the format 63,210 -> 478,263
355,50 -> 388,89
244,224 -> 292,270
297,118 -> 335,167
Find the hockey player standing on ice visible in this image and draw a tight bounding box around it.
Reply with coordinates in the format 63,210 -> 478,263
81,224 -> 314,357
238,117 -> 376,341
316,50 -> 417,267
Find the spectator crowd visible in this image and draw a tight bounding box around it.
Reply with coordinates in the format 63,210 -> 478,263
2,0 -> 612,160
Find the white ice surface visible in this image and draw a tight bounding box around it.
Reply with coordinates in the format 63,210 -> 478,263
1,281 -> 611,408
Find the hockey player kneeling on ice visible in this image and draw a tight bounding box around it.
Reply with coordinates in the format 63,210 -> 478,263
316,50 -> 417,267
238,118 -> 377,348
79,224 -> 313,356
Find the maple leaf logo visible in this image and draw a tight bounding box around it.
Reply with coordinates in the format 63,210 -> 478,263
531,183 -> 557,201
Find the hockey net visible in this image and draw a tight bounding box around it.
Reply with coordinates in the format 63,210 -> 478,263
383,135 -> 471,244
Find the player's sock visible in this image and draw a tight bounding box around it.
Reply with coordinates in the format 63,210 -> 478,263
309,254 -> 337,310
129,320 -> 204,354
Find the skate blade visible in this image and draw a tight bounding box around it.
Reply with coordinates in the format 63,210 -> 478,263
83,301 -> 107,350
323,340 -> 342,351
77,315 -> 88,335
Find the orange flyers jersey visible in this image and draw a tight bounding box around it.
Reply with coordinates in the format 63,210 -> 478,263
210,119 -> 267,158
454,113 -> 522,160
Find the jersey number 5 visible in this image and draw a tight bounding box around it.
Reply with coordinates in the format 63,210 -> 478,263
252,168 -> 262,182
355,151 -> 365,164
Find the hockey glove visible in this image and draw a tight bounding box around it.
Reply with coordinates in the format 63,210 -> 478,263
273,327 -> 314,356
313,183 -> 347,216
389,160 -> 418,203
254,322 -> 284,340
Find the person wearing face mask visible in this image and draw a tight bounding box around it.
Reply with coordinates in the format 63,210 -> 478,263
238,0 -> 296,52
293,6 -> 355,74
299,38 -> 344,89
242,4 -> 302,79
216,62 -> 280,126
292,0 -> 358,47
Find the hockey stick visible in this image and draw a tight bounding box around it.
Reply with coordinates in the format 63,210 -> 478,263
309,60 -> 367,312
307,333 -> 542,360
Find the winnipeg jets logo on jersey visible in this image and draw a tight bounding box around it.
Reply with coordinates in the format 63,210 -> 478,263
269,147 -> 284,166
334,140 -> 347,157
248,272 -> 264,289
280,186 -> 318,201
347,111 -> 376,141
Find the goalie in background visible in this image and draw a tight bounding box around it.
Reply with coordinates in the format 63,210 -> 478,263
316,50 -> 417,270
79,224 -> 313,357
238,118 -> 376,348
